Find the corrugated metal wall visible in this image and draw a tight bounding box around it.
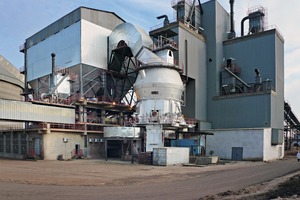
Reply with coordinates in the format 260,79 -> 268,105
26,9 -> 81,49
26,7 -> 124,49
211,94 -> 271,128
81,8 -> 124,31
0,82 -> 23,101
26,21 -> 81,81
0,99 -> 75,124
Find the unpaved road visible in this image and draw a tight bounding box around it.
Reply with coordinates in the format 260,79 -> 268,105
0,157 -> 300,200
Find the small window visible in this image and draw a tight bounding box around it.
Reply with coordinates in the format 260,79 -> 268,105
151,91 -> 159,95
169,50 -> 172,57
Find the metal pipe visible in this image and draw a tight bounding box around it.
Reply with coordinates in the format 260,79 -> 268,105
24,43 -> 28,101
187,0 -> 197,23
198,0 -> 203,15
51,53 -> 55,89
157,15 -> 169,26
241,16 -> 249,36
185,39 -> 188,83
229,0 -> 235,34
224,67 -> 251,88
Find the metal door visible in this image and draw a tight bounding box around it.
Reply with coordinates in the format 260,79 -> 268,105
232,147 -> 243,161
34,138 -> 40,155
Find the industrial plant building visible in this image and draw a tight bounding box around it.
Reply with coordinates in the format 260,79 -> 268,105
0,0 -> 298,162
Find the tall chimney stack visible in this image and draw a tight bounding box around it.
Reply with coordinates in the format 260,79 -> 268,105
229,0 -> 236,37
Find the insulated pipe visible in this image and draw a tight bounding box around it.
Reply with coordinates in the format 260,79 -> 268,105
229,0 -> 235,34
241,16 -> 249,36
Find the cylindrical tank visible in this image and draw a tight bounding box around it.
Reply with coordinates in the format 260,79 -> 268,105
0,56 -> 24,100
134,66 -> 184,124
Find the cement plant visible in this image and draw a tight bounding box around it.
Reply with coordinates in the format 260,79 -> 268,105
1,0 -> 300,166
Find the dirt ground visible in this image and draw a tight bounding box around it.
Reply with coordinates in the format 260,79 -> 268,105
0,154 -> 299,199
200,150 -> 300,200
199,171 -> 300,200
0,158 -> 265,187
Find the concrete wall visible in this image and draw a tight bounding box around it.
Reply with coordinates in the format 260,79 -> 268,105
87,133 -> 105,159
206,128 -> 284,161
43,132 -> 84,160
206,129 -> 264,160
0,130 -> 106,160
263,128 -> 284,160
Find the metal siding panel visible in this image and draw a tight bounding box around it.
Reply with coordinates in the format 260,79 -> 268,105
0,99 -> 75,124
81,20 -> 111,68
212,94 -> 270,128
26,9 -> 81,49
81,8 -> 124,31
27,22 -> 81,81
223,33 -> 276,90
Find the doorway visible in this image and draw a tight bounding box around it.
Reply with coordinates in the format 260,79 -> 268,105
232,147 -> 243,161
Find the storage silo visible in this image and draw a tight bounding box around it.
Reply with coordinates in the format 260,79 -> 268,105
0,55 -> 24,130
0,55 -> 24,100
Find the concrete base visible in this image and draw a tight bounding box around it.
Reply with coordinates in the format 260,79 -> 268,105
196,156 -> 219,165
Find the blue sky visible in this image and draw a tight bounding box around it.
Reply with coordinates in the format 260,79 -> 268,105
0,0 -> 299,116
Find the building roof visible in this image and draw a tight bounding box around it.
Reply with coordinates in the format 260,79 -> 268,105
0,55 -> 24,88
25,7 -> 126,49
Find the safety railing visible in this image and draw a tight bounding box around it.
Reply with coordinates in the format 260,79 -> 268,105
127,113 -> 194,127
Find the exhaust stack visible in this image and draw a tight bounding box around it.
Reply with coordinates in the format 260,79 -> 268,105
228,0 -> 236,39
51,53 -> 56,89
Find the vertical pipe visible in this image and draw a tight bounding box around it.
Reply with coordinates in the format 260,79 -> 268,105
79,64 -> 83,98
185,40 -> 188,83
229,0 -> 235,34
51,53 -> 56,89
23,44 -> 28,101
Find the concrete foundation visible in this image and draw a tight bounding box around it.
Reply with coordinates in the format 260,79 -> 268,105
196,156 -> 219,165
